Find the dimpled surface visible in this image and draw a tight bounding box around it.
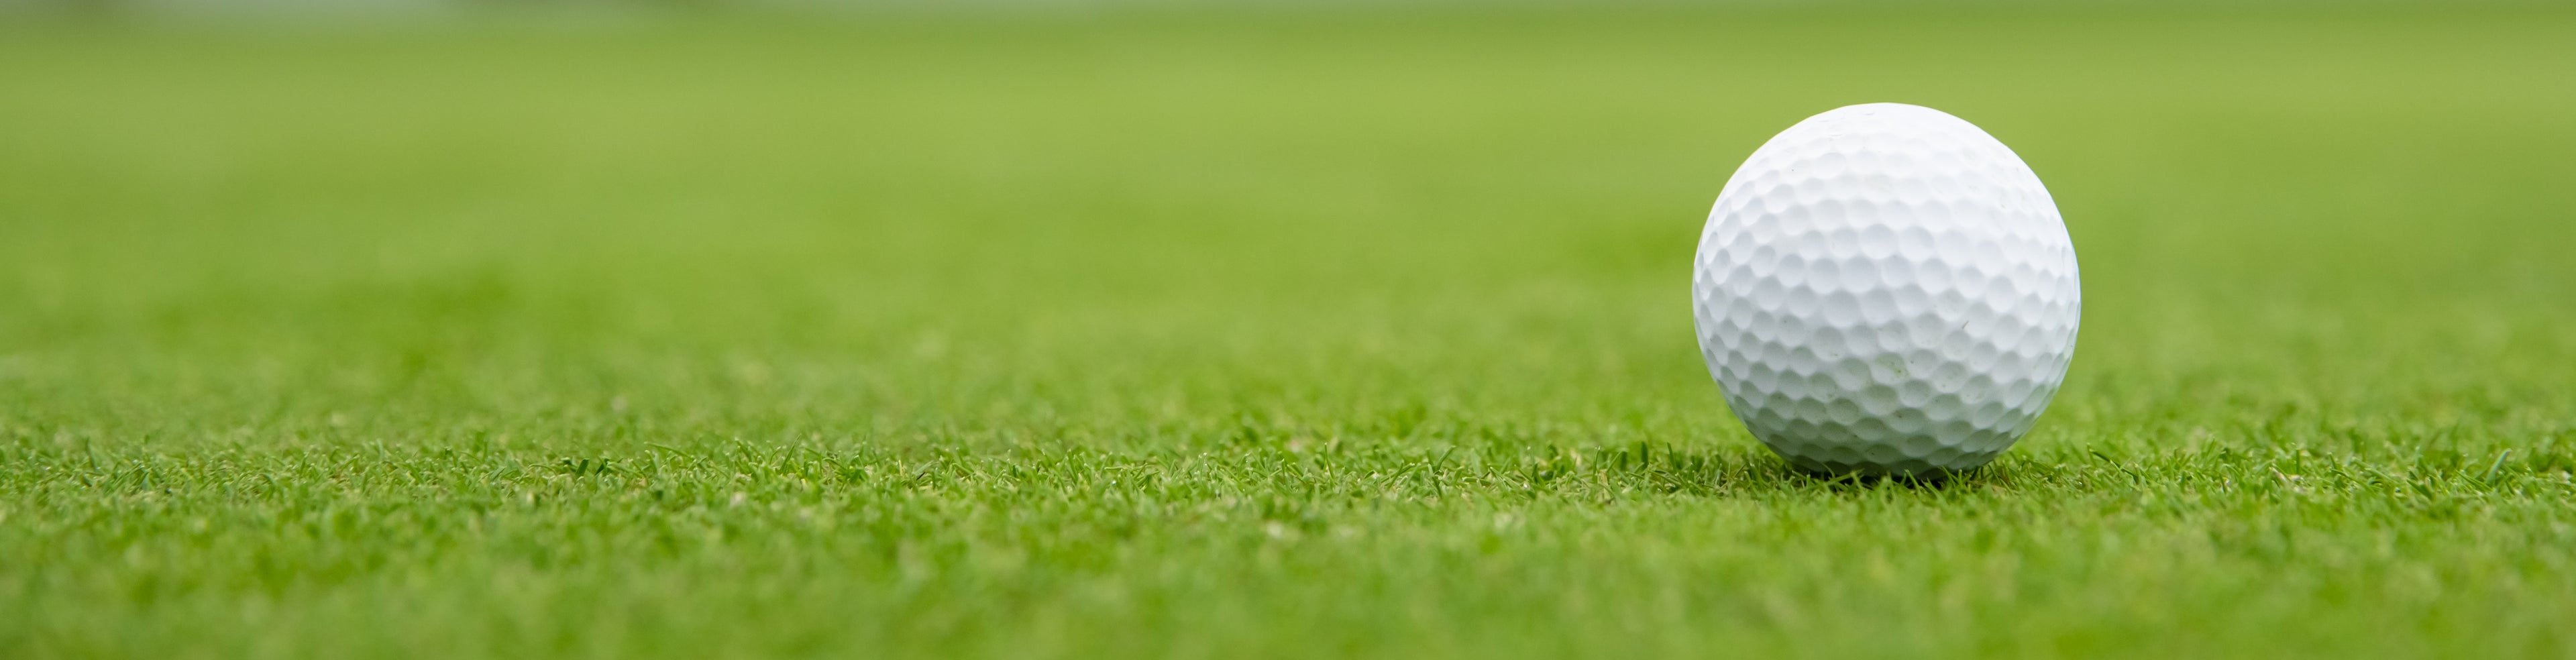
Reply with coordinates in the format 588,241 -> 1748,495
1693,103 -> 2080,476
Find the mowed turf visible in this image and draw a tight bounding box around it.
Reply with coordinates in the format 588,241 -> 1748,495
4,7 -> 2575,659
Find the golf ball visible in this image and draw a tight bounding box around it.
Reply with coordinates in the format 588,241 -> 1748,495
1692,103 -> 2080,476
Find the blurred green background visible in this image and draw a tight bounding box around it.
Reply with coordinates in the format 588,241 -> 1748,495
3,3 -> 2574,659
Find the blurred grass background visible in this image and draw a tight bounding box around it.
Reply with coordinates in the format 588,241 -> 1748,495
4,3 -> 2575,659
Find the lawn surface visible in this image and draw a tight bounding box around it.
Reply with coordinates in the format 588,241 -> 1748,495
4,6 -> 2575,658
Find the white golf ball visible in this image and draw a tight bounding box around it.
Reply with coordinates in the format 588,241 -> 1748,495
1692,103 -> 2080,476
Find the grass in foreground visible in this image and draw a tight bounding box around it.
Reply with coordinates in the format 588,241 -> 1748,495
3,7 -> 2575,659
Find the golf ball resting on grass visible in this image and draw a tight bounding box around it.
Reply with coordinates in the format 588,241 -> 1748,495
1693,103 -> 2080,476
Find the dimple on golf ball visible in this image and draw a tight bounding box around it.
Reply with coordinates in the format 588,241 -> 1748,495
1692,103 -> 2080,476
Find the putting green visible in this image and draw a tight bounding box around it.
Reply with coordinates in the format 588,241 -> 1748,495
3,7 -> 2573,658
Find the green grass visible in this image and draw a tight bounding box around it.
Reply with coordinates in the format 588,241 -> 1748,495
5,7 -> 2576,659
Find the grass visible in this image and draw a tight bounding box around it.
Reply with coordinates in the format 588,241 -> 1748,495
4,6 -> 2576,658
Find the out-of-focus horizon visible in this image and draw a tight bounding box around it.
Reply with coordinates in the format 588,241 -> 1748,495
4,0 -> 2567,22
